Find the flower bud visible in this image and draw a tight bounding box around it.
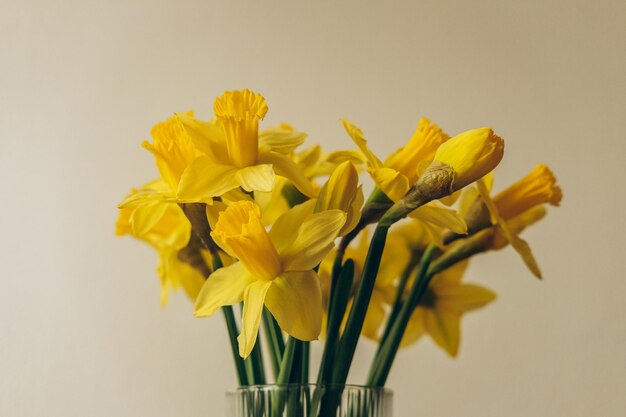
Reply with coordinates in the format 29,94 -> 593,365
315,161 -> 363,236
433,128 -> 504,192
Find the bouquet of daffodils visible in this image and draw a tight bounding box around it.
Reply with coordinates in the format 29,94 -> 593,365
116,89 -> 561,412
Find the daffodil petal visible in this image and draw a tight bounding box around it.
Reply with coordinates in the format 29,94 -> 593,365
265,270 -> 322,341
269,200 -> 316,253
370,167 -> 410,202
506,206 -> 547,235
424,309 -> 461,357
362,298 -> 386,341
325,149 -> 366,166
129,200 -> 169,236
482,171 -> 495,192
343,186 -> 364,235
401,309 -> 426,347
118,188 -> 172,209
176,112 -> 229,163
410,205 -> 468,235
194,262 -> 254,317
434,260 -> 469,283
281,210 -> 346,271
259,126 -> 307,154
458,187 -> 480,217
239,280 -> 273,358
477,179 -> 543,279
508,233 -> 543,279
235,164 -> 275,192
340,119 -> 383,169
439,189 -> 462,206
166,253 -> 206,302
435,283 -> 496,313
205,200 -> 229,230
258,151 -> 317,197
177,156 -> 240,200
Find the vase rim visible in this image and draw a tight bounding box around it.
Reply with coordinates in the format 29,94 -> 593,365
227,383 -> 392,395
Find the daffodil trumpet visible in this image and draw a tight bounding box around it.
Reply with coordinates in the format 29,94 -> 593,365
443,164 -> 562,245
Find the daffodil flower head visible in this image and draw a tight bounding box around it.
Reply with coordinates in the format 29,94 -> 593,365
195,200 -> 346,358
142,112 -> 198,191
433,127 -> 505,192
214,89 -> 269,167
116,189 -> 204,306
494,163 -> 562,219
174,91 -> 316,201
402,261 -> 496,356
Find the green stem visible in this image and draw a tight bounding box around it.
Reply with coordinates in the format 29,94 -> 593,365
374,254 -> 420,357
221,306 -> 248,386
250,338 -> 267,385
289,341 -> 303,384
277,337 -> 298,385
271,337 -> 299,417
262,308 -> 285,380
301,342 -> 310,385
316,259 -> 354,385
367,245 -> 437,387
331,225 -> 390,386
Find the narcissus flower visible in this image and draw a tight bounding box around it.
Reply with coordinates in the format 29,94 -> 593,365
116,182 -> 205,306
402,261 -> 496,356
341,119 -> 467,237
460,164 -> 562,279
194,201 -> 346,358
176,89 -> 316,200
342,118 -> 448,202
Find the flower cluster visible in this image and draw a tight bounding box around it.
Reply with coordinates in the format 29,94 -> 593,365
117,89 -> 562,390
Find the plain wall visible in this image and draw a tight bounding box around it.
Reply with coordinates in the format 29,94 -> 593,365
1,1 -> 625,416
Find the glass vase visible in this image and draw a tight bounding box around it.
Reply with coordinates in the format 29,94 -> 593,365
225,384 -> 393,417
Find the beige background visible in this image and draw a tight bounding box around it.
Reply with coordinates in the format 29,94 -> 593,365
2,1 -> 625,416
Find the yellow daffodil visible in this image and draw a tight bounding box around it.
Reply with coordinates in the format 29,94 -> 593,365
116,183 -> 205,306
194,201 -> 346,358
118,111 -> 251,220
402,261 -> 496,356
468,164 -> 562,279
342,118 -> 448,202
175,89 -> 317,201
